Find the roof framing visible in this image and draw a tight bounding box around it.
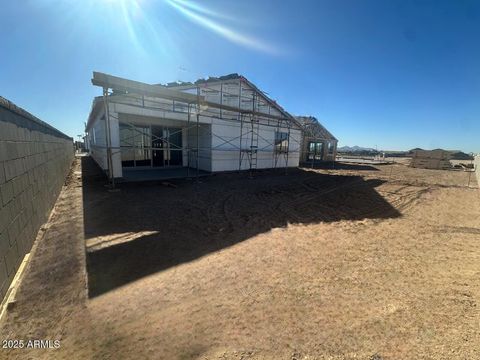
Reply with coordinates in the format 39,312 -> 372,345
165,75 -> 295,123
92,72 -> 202,103
91,72 -> 300,126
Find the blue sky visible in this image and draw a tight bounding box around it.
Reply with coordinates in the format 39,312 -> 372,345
1,0 -> 479,152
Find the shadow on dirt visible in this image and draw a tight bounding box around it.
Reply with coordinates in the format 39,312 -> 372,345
82,156 -> 399,297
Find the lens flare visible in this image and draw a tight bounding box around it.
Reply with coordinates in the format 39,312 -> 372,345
34,0 -> 283,58
167,0 -> 234,20
166,0 -> 281,55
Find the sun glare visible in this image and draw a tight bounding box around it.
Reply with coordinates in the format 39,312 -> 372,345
104,0 -> 281,55
38,0 -> 281,57
165,0 -> 280,55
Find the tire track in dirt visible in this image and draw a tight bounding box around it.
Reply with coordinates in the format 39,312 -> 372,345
376,186 -> 431,213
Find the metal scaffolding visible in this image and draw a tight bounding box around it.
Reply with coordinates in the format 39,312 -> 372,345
90,72 -> 303,186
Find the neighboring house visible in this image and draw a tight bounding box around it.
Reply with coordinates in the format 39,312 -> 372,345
86,72 -> 303,180
297,116 -> 338,163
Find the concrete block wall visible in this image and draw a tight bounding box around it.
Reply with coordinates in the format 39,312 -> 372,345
0,97 -> 73,301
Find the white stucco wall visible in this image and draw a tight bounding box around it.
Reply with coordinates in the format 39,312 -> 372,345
187,123 -> 212,171
211,119 -> 301,172
87,103 -> 121,178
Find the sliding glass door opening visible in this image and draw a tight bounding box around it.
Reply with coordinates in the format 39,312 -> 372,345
120,122 -> 183,168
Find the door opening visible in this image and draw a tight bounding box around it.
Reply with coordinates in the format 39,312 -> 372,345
152,126 -> 183,167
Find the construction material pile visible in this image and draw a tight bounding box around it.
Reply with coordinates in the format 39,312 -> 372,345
410,149 -> 452,170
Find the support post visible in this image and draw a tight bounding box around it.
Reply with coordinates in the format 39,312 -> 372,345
249,91 -> 257,178
285,122 -> 291,175
196,87 -> 200,181
187,103 -> 190,178
102,87 -> 115,188
239,114 -> 244,171
238,79 -> 243,171
220,82 -> 223,119
311,143 -> 315,169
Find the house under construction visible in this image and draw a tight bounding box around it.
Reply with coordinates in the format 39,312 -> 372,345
85,72 -> 305,182
85,72 -> 339,182
297,116 -> 338,164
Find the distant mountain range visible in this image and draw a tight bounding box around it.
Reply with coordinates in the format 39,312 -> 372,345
337,146 -> 473,159
337,146 -> 377,153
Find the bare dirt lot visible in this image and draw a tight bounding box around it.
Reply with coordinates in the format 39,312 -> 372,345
1,157 -> 479,359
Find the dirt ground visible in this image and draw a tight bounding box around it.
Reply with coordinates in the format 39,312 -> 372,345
1,157 -> 479,360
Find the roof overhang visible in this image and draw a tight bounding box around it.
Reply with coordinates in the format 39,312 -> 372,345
92,72 -> 203,104
88,72 -> 303,130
